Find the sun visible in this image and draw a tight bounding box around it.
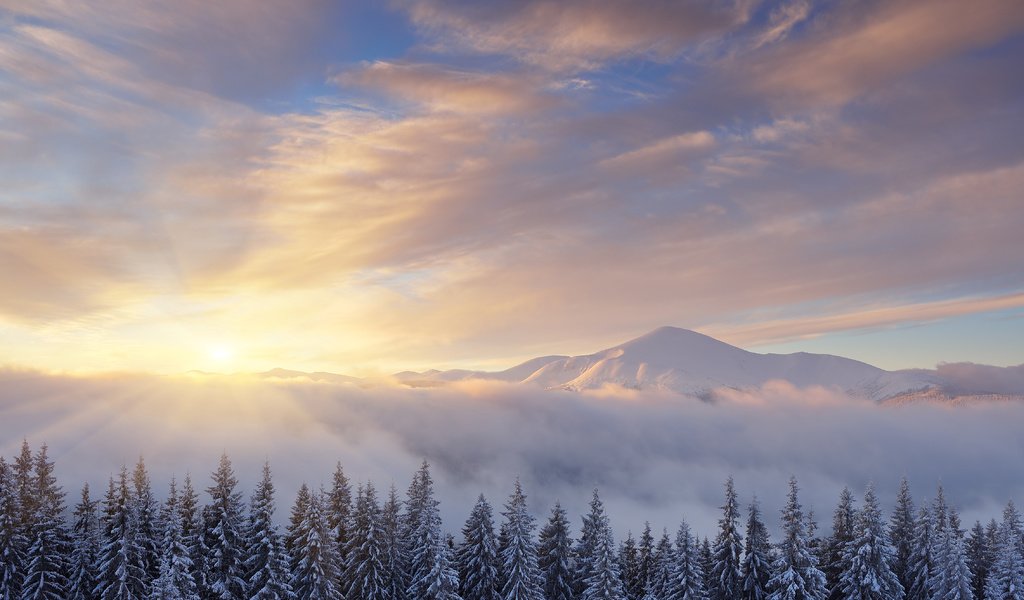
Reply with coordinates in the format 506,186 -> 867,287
206,344 -> 236,365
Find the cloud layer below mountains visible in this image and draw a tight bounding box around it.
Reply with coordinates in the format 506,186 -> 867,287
2,368 -> 1021,537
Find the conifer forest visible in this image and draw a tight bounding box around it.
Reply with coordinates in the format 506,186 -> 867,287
1,441 -> 1021,600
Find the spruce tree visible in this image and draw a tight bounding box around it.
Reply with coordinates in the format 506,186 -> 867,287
131,458 -> 160,589
406,462 -> 445,600
649,531 -> 673,600
968,521 -> 991,600
710,477 -> 743,600
537,502 -> 573,600
766,477 -> 826,600
638,523 -> 655,597
245,463 -> 295,600
96,470 -> 147,600
837,484 -> 902,600
906,507 -> 934,600
824,488 -> 856,600
289,490 -> 341,600
929,509 -> 972,600
741,498 -> 772,600
582,514 -> 624,600
575,490 -> 611,597
499,480 -> 543,600
345,482 -> 390,600
181,474 -> 208,597
20,444 -> 69,600
985,501 -> 1024,600
420,535 -> 462,600
698,539 -> 713,598
890,478 -> 916,596
381,485 -> 407,600
458,495 -> 499,600
328,462 -> 354,591
621,533 -> 642,600
149,479 -> 200,600
666,519 -> 705,600
205,453 -> 248,599
68,484 -> 101,600
0,457 -> 27,600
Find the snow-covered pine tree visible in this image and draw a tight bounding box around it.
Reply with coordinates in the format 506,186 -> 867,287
929,508 -> 972,600
621,533 -> 642,600
890,478 -> 916,596
205,453 -> 248,599
287,484 -> 312,559
499,480 -> 543,600
984,501 -> 1024,600
824,488 -> 856,600
13,442 -> 35,540
0,457 -> 27,600
837,483 -> 902,600
245,463 -> 295,600
289,490 -> 341,600
766,477 -> 827,600
740,498 -> 772,600
537,502 -> 573,600
149,479 -> 200,600
906,507 -> 934,600
458,495 -> 499,600
345,482 -> 390,600
68,484 -> 101,600
666,519 -> 705,600
381,485 -> 407,600
406,461 -> 445,600
180,474 -> 209,598
575,490 -> 610,597
650,530 -> 674,600
421,534 -> 462,600
969,521 -> 991,600
710,477 -> 743,600
96,470 -> 147,600
638,523 -> 655,597
20,444 -> 69,600
581,510 -> 624,600
698,539 -> 713,599
328,462 -> 353,592
131,458 -> 160,589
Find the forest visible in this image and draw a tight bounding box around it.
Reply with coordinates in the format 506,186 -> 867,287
0,441 -> 1022,600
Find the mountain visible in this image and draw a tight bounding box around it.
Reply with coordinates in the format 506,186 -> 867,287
397,327 -> 944,401
259,326 -> 1023,403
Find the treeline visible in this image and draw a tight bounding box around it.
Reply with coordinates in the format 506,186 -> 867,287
0,442 -> 1022,600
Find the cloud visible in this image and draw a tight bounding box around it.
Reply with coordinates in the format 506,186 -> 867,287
399,0 -> 749,71
336,61 -> 560,115
1,369 -> 1022,538
934,362 -> 1024,396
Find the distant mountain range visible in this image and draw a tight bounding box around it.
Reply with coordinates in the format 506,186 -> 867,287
260,326 -> 1024,404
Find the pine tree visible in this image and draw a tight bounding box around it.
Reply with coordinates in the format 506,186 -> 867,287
20,444 -> 69,600
968,521 -> 991,600
458,495 -> 499,600
838,484 -> 902,600
205,453 -> 248,599
650,531 -> 673,600
537,502 -> 573,600
698,539 -> 713,599
131,458 -> 160,589
328,463 -> 354,591
287,484 -> 311,558
906,507 -> 934,600
289,490 -> 341,600
407,462 -> 448,600
68,484 -> 101,600
499,480 -> 543,600
638,523 -> 655,597
985,501 -> 1024,600
766,477 -> 826,600
381,486 -> 407,600
149,479 -> 200,600
710,477 -> 743,600
96,469 -> 147,600
575,490 -> 612,597
345,482 -> 390,600
13,442 -> 35,539
824,487 -> 856,600
181,474 -> 208,597
0,457 -> 27,600
582,522 -> 624,600
245,463 -> 295,600
421,535 -> 462,600
741,498 -> 772,600
621,533 -> 642,600
666,519 -> 705,600
929,509 -> 972,600
890,478 -> 916,596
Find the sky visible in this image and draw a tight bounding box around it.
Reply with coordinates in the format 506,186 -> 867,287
3,0 -> 1024,375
